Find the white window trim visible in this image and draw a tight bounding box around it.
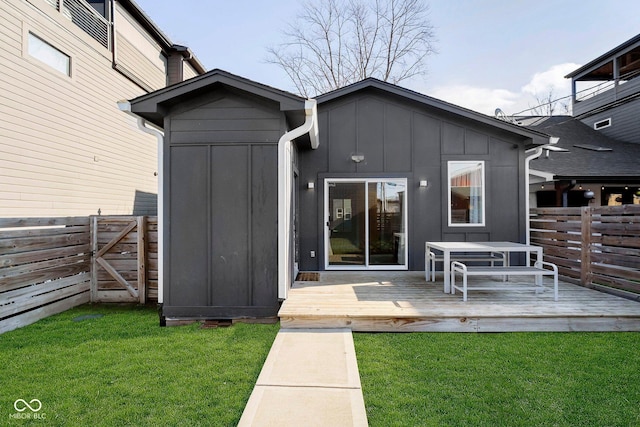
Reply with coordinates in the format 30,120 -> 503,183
23,29 -> 73,80
447,160 -> 486,227
324,178 -> 409,271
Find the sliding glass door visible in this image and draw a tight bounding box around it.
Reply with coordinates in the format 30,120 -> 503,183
325,179 -> 407,269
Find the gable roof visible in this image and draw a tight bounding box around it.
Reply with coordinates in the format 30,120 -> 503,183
316,78 -> 550,145
129,69 -> 307,127
521,116 -> 640,181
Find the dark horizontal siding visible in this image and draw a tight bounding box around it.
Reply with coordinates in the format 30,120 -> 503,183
169,90 -> 284,144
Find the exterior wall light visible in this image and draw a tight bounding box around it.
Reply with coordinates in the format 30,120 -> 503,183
419,180 -> 428,187
307,182 -> 315,189
351,154 -> 365,163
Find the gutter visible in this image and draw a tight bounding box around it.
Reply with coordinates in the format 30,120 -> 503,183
525,136 -> 559,246
277,100 -> 319,300
117,101 -> 164,304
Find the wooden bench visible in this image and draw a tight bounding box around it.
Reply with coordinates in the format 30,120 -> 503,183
425,250 -> 506,282
450,260 -> 558,302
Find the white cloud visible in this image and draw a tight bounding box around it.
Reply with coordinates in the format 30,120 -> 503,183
420,63 -> 582,116
427,85 -> 520,115
521,63 -> 580,96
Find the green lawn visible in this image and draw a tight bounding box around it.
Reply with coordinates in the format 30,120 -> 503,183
4,307 -> 640,426
0,305 -> 278,426
354,332 -> 640,427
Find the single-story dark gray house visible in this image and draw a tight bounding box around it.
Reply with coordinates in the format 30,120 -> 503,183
125,69 -> 551,321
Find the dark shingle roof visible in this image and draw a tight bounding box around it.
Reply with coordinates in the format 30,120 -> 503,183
521,116 -> 640,180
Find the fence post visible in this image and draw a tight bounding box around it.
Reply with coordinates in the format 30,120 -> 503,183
137,216 -> 147,305
580,206 -> 592,287
90,216 -> 98,302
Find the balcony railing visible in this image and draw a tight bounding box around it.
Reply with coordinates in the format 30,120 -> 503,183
45,0 -> 111,49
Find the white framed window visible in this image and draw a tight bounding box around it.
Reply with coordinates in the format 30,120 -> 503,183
27,32 -> 71,76
448,161 -> 485,226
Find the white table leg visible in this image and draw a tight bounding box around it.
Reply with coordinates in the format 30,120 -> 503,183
424,243 -> 431,282
444,250 -> 451,293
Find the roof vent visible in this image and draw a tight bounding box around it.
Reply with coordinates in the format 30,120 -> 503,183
594,118 -> 611,130
573,144 -> 613,152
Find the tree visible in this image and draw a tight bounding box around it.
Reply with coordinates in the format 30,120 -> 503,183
267,0 -> 436,97
528,88 -> 571,116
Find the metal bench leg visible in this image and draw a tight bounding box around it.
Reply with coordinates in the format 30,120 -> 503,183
451,269 -> 455,295
462,271 -> 467,302
425,251 -> 429,281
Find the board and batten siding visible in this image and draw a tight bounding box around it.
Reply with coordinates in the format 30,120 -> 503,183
0,0 -> 166,217
163,90 -> 286,318
298,91 -> 528,271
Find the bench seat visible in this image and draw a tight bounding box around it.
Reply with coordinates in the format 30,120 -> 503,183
450,261 -> 558,302
425,251 -> 505,281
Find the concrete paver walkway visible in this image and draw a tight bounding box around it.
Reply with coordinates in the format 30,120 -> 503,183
238,328 -> 368,426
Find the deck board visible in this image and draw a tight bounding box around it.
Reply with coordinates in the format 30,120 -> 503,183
278,272 -> 640,332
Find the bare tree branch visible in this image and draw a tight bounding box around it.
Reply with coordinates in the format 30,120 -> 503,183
265,0 -> 436,96
528,88 -> 571,116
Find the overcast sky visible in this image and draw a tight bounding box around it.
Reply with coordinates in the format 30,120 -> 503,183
134,0 -> 639,116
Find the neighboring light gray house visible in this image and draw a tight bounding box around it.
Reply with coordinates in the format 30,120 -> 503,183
127,69 -> 551,320
0,0 -> 205,217
567,33 -> 640,145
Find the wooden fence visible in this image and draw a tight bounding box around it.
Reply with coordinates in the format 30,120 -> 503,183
0,217 -> 92,334
530,205 -> 640,297
0,216 -> 158,333
92,216 -> 158,303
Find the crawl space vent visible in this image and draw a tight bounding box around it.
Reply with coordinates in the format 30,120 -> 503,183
296,272 -> 320,281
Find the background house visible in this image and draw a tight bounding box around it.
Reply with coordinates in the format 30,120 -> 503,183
522,33 -> 640,208
567,33 -> 640,144
0,0 -> 205,217
525,116 -> 640,207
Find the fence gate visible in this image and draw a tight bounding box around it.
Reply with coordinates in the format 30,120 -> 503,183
91,216 -> 146,303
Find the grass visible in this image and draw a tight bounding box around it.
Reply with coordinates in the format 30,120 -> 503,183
0,305 -> 278,426
354,332 -> 640,426
4,307 -> 640,426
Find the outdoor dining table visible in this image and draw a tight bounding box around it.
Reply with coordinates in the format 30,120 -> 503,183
425,241 -> 544,294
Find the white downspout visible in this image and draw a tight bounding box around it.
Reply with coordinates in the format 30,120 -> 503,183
525,136 -> 559,245
277,99 -> 319,300
117,101 -> 164,304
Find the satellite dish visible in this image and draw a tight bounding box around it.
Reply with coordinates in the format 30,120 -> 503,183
494,108 -> 515,123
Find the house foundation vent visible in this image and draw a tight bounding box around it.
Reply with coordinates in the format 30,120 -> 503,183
295,272 -> 320,281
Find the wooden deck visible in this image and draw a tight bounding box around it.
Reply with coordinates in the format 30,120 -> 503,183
279,271 -> 640,332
